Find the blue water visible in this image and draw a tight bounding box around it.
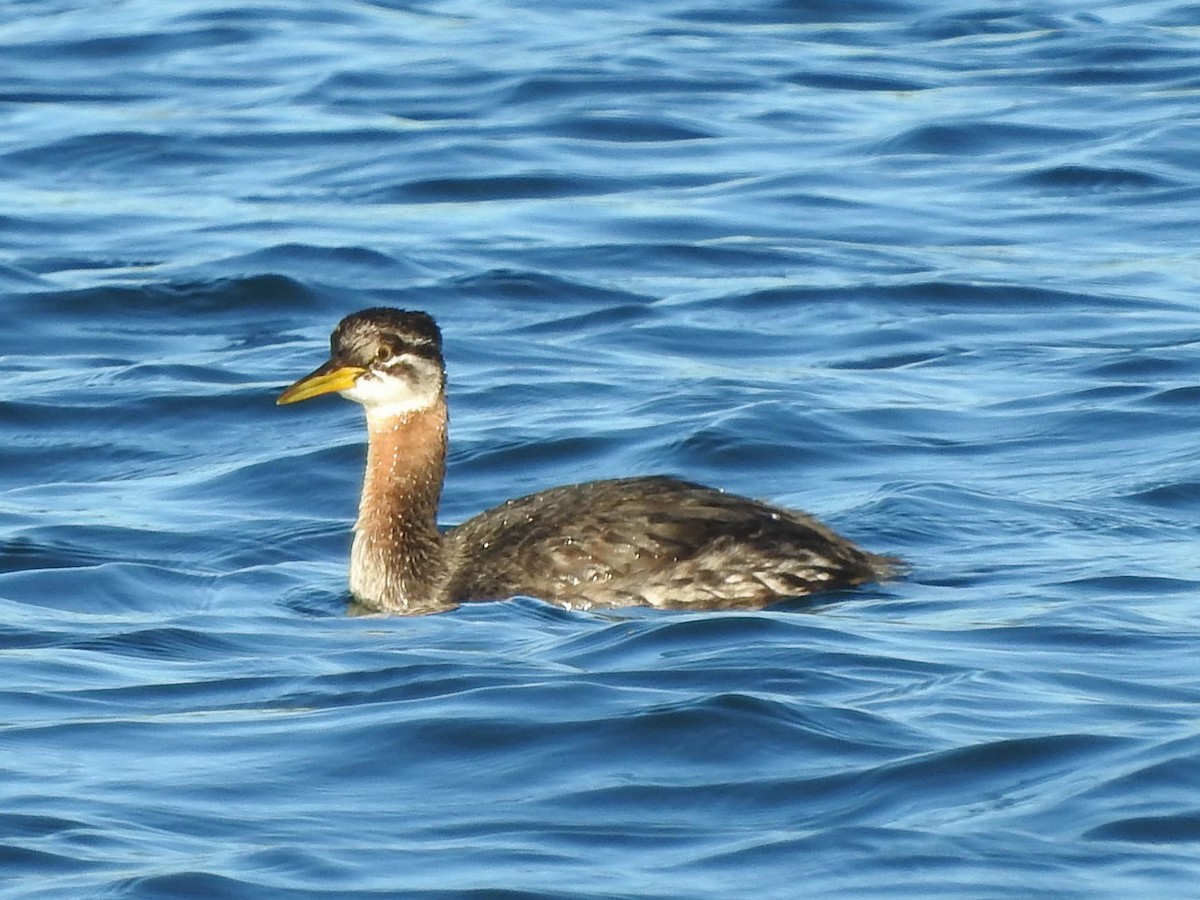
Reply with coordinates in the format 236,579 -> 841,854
3,0 -> 1200,896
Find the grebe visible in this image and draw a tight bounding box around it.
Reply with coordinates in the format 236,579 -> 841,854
277,308 -> 897,613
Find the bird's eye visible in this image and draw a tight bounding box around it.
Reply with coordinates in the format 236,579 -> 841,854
374,345 -> 391,364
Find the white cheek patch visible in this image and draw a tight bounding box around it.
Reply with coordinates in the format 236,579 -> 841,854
339,354 -> 442,417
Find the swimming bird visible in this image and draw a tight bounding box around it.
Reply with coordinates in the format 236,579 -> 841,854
277,308 -> 896,613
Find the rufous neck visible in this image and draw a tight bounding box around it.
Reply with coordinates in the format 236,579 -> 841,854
350,396 -> 449,609
361,397 -> 448,517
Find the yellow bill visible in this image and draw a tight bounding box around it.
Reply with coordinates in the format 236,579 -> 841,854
277,359 -> 366,405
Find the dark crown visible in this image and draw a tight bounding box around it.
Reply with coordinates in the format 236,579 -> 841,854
330,308 -> 444,368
